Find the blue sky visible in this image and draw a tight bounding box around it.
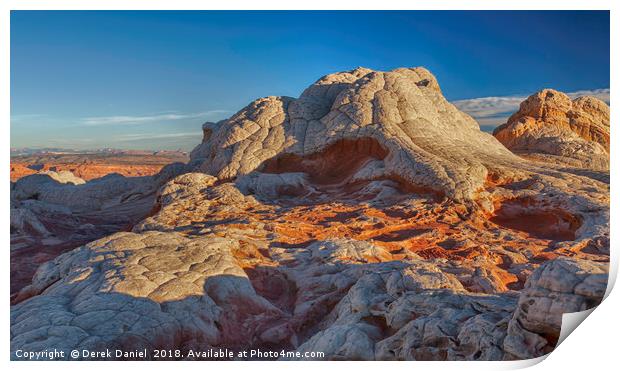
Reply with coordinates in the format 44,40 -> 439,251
11,11 -> 610,150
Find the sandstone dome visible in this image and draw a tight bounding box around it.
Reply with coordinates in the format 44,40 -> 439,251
493,89 -> 610,170
190,67 -> 520,203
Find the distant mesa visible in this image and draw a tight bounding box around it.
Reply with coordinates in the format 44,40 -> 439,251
10,150 -> 189,182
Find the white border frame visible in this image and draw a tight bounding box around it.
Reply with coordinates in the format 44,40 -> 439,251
2,2 -> 616,370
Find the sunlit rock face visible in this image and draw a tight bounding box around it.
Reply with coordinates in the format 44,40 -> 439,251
11,67 -> 609,360
190,67 -> 519,203
493,89 -> 610,171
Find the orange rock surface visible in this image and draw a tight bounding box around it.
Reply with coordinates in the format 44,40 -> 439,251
10,162 -> 166,181
134,169 -> 607,298
493,89 -> 610,170
10,152 -> 188,181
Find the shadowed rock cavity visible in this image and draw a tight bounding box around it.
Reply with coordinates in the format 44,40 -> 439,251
490,198 -> 582,241
260,138 -> 388,185
251,137 -> 438,203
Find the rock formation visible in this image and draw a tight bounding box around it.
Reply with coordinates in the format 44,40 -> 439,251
10,67 -> 609,361
503,258 -> 607,359
190,67 -> 520,203
10,164 -> 189,296
493,89 -> 610,171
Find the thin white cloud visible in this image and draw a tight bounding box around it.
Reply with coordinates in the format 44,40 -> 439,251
566,88 -> 610,103
10,114 -> 47,123
452,96 -> 525,119
453,88 -> 610,130
81,110 -> 231,126
115,132 -> 202,142
47,138 -> 96,143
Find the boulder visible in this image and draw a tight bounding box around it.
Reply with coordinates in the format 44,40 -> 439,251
503,258 -> 608,359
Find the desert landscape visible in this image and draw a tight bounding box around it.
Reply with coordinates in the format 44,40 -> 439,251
10,150 -> 188,182
10,66 -> 610,360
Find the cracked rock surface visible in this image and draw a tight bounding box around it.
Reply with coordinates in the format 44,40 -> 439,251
493,89 -> 610,171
